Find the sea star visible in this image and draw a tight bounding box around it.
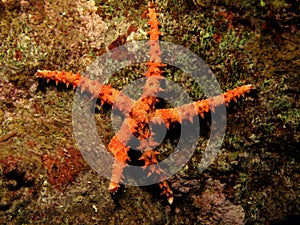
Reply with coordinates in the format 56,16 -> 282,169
36,2 -> 254,204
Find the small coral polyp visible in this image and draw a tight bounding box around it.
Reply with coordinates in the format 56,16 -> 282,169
36,2 -> 254,204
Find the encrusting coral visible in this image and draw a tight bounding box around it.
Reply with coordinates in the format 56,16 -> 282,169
36,2 -> 254,204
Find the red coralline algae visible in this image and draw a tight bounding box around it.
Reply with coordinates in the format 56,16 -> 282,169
42,147 -> 87,190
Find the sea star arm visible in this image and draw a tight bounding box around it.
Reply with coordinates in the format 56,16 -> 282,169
153,84 -> 255,127
36,70 -> 134,113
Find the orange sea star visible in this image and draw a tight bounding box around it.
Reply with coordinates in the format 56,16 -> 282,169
36,2 -> 254,204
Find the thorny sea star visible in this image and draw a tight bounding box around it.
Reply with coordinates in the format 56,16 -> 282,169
36,2 -> 254,204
